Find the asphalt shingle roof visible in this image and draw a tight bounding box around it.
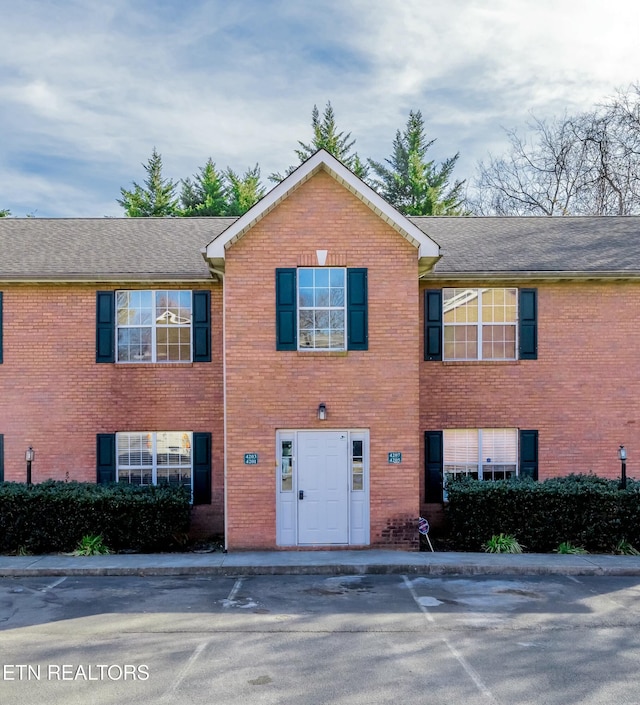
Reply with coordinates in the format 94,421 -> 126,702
2,215 -> 640,280
410,216 -> 640,275
0,218 -> 235,280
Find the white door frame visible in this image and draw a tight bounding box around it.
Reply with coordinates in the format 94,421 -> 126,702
276,429 -> 370,546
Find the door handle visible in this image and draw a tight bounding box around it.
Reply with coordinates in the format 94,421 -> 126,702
299,490 -> 304,500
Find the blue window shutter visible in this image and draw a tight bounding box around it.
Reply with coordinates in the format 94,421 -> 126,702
519,289 -> 538,360
425,431 -> 444,502
347,268 -> 368,350
0,291 -> 3,364
0,434 -> 4,482
96,291 -> 115,363
96,434 -> 116,484
192,432 -> 212,505
519,430 -> 538,480
192,290 -> 212,362
276,268 -> 297,350
424,290 -> 443,361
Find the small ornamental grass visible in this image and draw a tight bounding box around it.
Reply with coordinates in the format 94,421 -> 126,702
554,541 -> 588,555
72,534 -> 112,556
614,539 -> 640,556
482,533 -> 523,554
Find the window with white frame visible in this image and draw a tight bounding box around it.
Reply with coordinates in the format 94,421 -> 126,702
116,432 -> 193,492
444,429 -> 518,492
298,268 -> 345,350
116,290 -> 192,362
443,288 -> 517,361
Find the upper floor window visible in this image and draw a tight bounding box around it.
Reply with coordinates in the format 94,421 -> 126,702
275,268 -> 367,352
116,290 -> 192,363
298,268 -> 345,350
425,287 -> 537,362
443,288 -> 517,361
97,290 -> 211,365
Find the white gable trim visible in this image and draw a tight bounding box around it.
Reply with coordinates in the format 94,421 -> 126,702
204,150 -> 440,267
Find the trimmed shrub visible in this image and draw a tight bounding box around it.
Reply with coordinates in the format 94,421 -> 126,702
0,481 -> 191,554
446,474 -> 637,553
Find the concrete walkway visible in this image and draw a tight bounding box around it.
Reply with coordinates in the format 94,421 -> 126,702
2,550 -> 640,578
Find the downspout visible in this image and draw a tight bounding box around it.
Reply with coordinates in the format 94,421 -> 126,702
209,266 -> 228,553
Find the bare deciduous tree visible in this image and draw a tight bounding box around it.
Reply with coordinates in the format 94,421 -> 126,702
471,84 -> 640,215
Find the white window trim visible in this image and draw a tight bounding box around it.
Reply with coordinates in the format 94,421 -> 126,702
116,290 -> 193,364
443,428 -> 519,499
297,267 -> 347,352
115,431 -> 194,495
443,288 -> 518,361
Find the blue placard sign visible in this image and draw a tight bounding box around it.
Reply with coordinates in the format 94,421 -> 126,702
244,453 -> 259,465
388,452 -> 402,464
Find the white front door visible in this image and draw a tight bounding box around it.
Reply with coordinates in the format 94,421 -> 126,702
297,431 -> 349,545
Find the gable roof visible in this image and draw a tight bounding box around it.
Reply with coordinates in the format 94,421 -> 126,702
411,216 -> 640,279
204,149 -> 441,273
0,217 -> 234,281
2,210 -> 640,283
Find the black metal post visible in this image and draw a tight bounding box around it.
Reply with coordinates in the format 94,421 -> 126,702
25,446 -> 34,486
618,445 -> 627,490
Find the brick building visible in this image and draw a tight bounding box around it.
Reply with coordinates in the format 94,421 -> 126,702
1,150 -> 638,549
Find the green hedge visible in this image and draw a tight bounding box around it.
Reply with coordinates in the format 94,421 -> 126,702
0,481 -> 191,554
446,474 -> 640,552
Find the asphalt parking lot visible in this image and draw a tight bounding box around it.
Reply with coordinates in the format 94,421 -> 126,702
2,573 -> 640,704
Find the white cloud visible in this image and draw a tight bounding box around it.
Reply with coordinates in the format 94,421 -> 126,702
0,0 -> 638,216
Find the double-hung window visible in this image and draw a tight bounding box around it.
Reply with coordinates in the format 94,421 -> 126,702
424,287 -> 537,361
96,289 -> 211,364
444,428 -> 518,487
275,267 -> 367,351
116,431 -> 193,492
425,428 -> 538,503
98,431 -> 211,504
444,288 -> 517,360
298,268 -> 346,350
117,290 -> 192,362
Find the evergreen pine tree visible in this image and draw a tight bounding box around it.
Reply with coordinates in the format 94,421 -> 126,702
271,102 -> 368,181
368,110 -> 466,215
118,147 -> 179,217
180,159 -> 227,216
224,165 -> 266,216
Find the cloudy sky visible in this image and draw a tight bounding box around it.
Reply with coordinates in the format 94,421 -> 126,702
1,0 -> 639,217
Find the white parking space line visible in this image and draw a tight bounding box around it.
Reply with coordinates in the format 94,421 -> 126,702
162,639 -> 210,700
402,574 -> 434,622
402,575 -> 501,704
222,577 -> 244,607
40,577 -> 67,592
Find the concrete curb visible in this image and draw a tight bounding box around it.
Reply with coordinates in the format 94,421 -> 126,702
2,551 -> 640,578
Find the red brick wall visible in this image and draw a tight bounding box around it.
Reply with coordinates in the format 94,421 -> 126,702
420,279 -> 640,519
0,283 -> 224,535
224,170 -> 421,549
